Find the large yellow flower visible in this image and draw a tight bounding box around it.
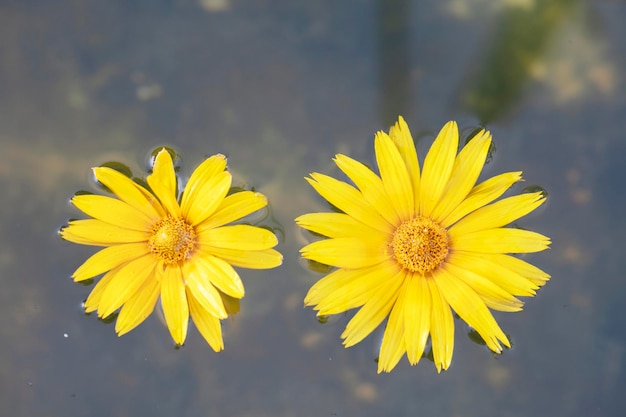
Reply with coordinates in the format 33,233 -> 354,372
296,117 -> 550,373
61,149 -> 282,349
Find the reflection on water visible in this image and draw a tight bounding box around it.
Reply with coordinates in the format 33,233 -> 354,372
461,0 -> 580,122
377,0 -> 412,126
1,0 -> 625,416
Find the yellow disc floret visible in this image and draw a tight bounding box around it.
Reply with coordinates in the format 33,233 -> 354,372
390,217 -> 449,274
148,215 -> 197,265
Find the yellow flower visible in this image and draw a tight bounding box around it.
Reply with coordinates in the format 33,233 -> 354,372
61,149 -> 282,349
296,117 -> 550,373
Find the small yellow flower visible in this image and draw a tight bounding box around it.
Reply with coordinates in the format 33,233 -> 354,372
296,117 -> 550,373
61,149 -> 282,349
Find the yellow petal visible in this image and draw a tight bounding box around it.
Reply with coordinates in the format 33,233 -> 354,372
198,224 -> 278,251
184,260 -> 228,319
375,131 -> 414,220
449,192 -> 546,236
403,274 -> 431,365
84,269 -> 116,313
300,237 -> 388,269
427,275 -> 454,372
419,121 -> 459,218
180,154 -> 227,216
60,219 -> 148,246
93,166 -> 163,219
435,268 -> 510,353
188,289 -> 224,351
197,191 -> 268,231
482,253 -> 550,286
377,281 -> 408,373
447,251 -> 539,297
443,258 -> 524,312
72,243 -> 147,281
71,195 -> 154,231
311,261 -> 401,315
147,149 -> 181,217
160,265 -> 189,345
333,154 -> 400,225
295,212 -> 389,241
304,267 -> 355,307
388,116 -> 421,213
189,253 -> 245,298
115,276 -> 160,336
306,173 -> 393,234
451,228 -> 551,254
431,130 -> 491,222
134,179 -> 168,218
441,171 -> 522,227
204,246 -> 283,269
97,255 -> 156,318
182,171 -> 232,226
341,270 -> 405,347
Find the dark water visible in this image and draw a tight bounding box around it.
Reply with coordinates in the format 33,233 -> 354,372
1,0 -> 625,416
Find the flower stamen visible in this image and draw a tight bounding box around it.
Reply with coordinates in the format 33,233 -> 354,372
148,215 -> 197,264
390,217 -> 449,274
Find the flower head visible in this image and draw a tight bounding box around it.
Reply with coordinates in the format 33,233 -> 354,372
61,149 -> 282,349
296,117 -> 550,373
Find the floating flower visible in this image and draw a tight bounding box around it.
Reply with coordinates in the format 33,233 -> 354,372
296,117 -> 550,373
61,149 -> 282,349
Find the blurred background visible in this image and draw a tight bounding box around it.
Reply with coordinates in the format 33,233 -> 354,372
1,0 -> 625,416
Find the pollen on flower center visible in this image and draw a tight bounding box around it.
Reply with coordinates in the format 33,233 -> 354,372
148,215 -> 197,265
390,217 -> 450,274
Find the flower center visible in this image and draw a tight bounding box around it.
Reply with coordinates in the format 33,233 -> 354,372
390,216 -> 450,274
148,215 -> 197,265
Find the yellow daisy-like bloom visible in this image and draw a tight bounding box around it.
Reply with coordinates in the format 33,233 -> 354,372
296,117 -> 550,373
61,149 -> 282,350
